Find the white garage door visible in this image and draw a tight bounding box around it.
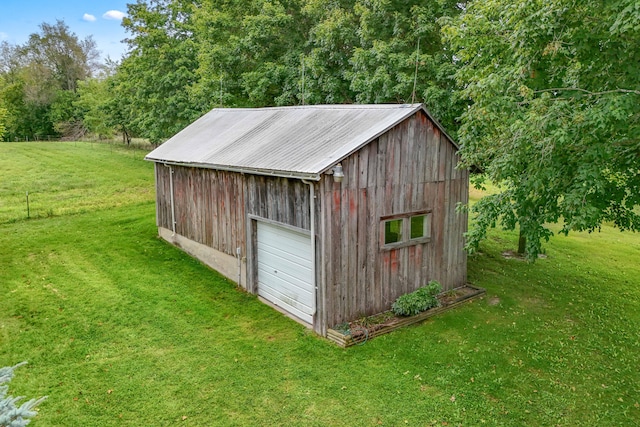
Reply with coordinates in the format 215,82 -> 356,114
257,221 -> 314,324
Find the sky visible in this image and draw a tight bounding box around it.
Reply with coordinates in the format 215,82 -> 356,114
0,0 -> 130,61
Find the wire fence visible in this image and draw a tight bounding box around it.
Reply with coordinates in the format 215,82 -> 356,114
4,135 -> 156,150
9,135 -> 62,142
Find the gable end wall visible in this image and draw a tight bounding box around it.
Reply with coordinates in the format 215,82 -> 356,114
319,111 -> 468,327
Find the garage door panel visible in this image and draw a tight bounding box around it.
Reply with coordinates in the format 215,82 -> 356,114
258,243 -> 312,271
258,230 -> 311,255
258,285 -> 314,320
258,280 -> 314,315
257,262 -> 313,300
256,250 -> 312,283
257,223 -> 309,242
257,265 -> 314,306
257,222 -> 314,325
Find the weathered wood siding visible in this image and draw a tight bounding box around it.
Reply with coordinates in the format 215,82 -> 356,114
319,111 -> 468,327
155,167 -> 313,249
245,175 -> 311,230
155,164 -> 324,333
154,166 -> 316,296
155,165 -> 247,256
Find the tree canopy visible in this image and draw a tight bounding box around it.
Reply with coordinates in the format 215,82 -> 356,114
2,1 -> 638,258
1,2 -> 464,142
108,0 -> 464,143
0,21 -> 100,140
442,0 -> 640,259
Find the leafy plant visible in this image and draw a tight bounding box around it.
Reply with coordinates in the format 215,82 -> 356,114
391,281 -> 442,317
0,362 -> 47,427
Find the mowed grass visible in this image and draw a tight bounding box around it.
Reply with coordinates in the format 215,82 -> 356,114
0,141 -> 153,223
1,142 -> 639,426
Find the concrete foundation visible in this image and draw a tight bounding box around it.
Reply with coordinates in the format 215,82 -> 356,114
158,227 -> 247,288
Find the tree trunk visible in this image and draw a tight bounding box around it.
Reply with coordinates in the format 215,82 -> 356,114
121,128 -> 131,145
517,228 -> 526,255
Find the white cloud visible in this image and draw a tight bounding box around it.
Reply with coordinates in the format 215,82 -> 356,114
0,32 -> 8,40
83,13 -> 97,22
103,10 -> 126,21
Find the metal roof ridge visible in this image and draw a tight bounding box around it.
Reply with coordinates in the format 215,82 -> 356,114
209,103 -> 422,112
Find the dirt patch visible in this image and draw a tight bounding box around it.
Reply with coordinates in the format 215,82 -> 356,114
487,296 -> 501,306
502,250 -> 548,260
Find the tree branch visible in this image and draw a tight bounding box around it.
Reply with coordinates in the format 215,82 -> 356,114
534,88 -> 640,96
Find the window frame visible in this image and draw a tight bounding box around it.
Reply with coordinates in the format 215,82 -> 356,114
380,210 -> 432,250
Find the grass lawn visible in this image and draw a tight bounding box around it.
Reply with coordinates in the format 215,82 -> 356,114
0,141 -> 152,224
1,142 -> 639,426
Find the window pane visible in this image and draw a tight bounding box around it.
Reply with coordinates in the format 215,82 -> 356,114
410,214 -> 429,239
384,219 -> 403,244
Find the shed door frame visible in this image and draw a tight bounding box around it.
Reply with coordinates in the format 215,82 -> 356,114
248,216 -> 315,326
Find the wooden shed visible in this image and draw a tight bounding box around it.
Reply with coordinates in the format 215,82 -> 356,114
145,104 -> 468,336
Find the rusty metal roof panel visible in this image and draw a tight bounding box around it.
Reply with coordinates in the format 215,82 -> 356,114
145,104 -> 443,179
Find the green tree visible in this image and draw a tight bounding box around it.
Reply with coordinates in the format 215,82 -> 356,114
347,0 -> 464,132
0,106 -> 7,140
442,0 -> 640,259
116,0 -> 463,141
0,21 -> 100,140
0,75 -> 55,140
22,20 -> 99,93
48,89 -> 84,138
74,78 -> 115,139
0,43 -> 55,140
301,0 -> 359,104
118,0 -> 201,143
102,70 -> 139,144
192,0 -> 309,108
236,0 -> 309,106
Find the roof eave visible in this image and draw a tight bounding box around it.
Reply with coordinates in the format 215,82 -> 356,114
145,157 -> 322,181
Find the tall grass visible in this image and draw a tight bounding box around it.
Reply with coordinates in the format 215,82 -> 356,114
1,142 -> 638,426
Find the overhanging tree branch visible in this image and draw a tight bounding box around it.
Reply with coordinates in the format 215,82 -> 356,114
533,88 -> 640,96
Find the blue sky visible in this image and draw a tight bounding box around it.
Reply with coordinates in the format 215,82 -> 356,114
0,0 -> 130,60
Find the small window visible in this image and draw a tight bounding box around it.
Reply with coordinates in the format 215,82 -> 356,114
384,219 -> 403,244
381,211 -> 432,249
410,214 -> 430,240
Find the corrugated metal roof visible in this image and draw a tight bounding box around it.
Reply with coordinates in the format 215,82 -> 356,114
145,104 -> 452,180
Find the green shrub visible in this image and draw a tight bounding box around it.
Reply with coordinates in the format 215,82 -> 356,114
391,281 -> 442,316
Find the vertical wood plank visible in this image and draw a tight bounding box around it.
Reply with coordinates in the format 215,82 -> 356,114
367,139 -> 379,314
323,180 -> 335,326
212,170 -> 220,250
336,179 -> 346,324
437,129 -> 447,182
417,113 -> 428,184
347,155 -> 358,319
358,145 -> 369,189
357,187 -> 367,316
391,126 -> 403,213
294,181 -> 303,228
376,133 -> 388,190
